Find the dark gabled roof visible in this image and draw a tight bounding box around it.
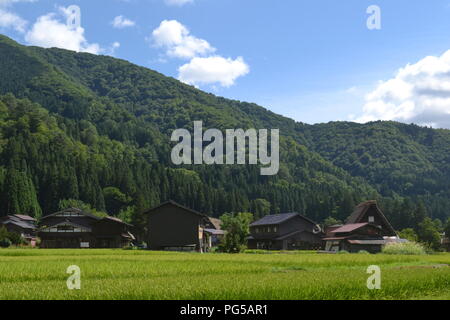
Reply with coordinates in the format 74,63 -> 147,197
250,212 -> 318,227
41,207 -> 102,220
346,200 -> 396,236
250,213 -> 297,226
143,200 -> 207,218
41,208 -> 133,227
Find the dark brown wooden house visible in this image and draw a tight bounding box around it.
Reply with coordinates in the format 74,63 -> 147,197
144,201 -> 222,252
247,213 -> 323,250
443,235 -> 450,252
0,215 -> 37,241
38,208 -> 135,248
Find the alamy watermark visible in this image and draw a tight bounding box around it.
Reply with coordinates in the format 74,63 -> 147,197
366,265 -> 381,290
66,5 -> 81,30
66,265 -> 81,290
367,5 -> 381,30
171,121 -> 279,176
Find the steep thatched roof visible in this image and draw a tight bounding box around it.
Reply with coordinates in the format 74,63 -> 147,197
346,200 -> 396,236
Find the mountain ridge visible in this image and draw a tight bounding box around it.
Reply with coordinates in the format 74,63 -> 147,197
0,34 -> 449,229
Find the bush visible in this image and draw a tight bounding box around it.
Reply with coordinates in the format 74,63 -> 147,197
337,250 -> 349,254
218,212 -> 253,253
382,242 -> 426,255
7,232 -> 24,246
0,238 -> 12,248
358,250 -> 370,254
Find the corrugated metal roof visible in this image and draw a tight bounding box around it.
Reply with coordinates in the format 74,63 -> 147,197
204,228 -> 225,235
323,236 -> 351,241
13,214 -> 36,222
102,216 -> 132,226
3,219 -> 36,230
208,217 -> 222,230
331,223 -> 370,233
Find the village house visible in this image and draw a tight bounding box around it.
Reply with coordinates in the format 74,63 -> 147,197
144,201 -> 223,252
442,233 -> 450,252
38,208 -> 135,248
247,213 -> 323,250
0,214 -> 37,242
323,200 -> 398,253
345,200 -> 397,236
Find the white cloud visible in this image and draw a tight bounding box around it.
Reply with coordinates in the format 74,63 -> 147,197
25,7 -> 102,54
112,15 -> 135,29
164,0 -> 193,7
0,0 -> 33,33
107,41 -> 120,56
152,19 -> 249,88
152,19 -> 215,59
178,56 -> 249,87
356,50 -> 450,129
0,0 -> 36,6
0,7 -> 26,32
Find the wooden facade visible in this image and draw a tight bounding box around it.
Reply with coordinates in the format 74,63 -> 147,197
144,201 -> 222,252
247,213 -> 323,250
38,208 -> 134,249
323,223 -> 386,253
443,236 -> 450,252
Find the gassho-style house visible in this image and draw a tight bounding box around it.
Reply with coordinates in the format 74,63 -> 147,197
323,200 -> 400,253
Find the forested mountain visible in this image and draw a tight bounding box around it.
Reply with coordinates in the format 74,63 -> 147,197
0,34 -> 449,231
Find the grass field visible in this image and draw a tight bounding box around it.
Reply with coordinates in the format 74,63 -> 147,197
0,249 -> 449,300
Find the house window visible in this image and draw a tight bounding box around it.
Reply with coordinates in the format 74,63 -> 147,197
41,225 -> 90,233
368,216 -> 375,223
58,225 -> 74,232
273,226 -> 278,233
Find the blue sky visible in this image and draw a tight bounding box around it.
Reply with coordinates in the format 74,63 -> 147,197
1,0 -> 450,127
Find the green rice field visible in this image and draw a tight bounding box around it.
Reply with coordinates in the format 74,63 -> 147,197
0,249 -> 449,300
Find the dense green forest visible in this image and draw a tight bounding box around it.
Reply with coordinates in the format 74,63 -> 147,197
0,34 -> 449,233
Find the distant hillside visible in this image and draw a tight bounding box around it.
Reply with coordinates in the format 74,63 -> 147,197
0,34 -> 449,230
